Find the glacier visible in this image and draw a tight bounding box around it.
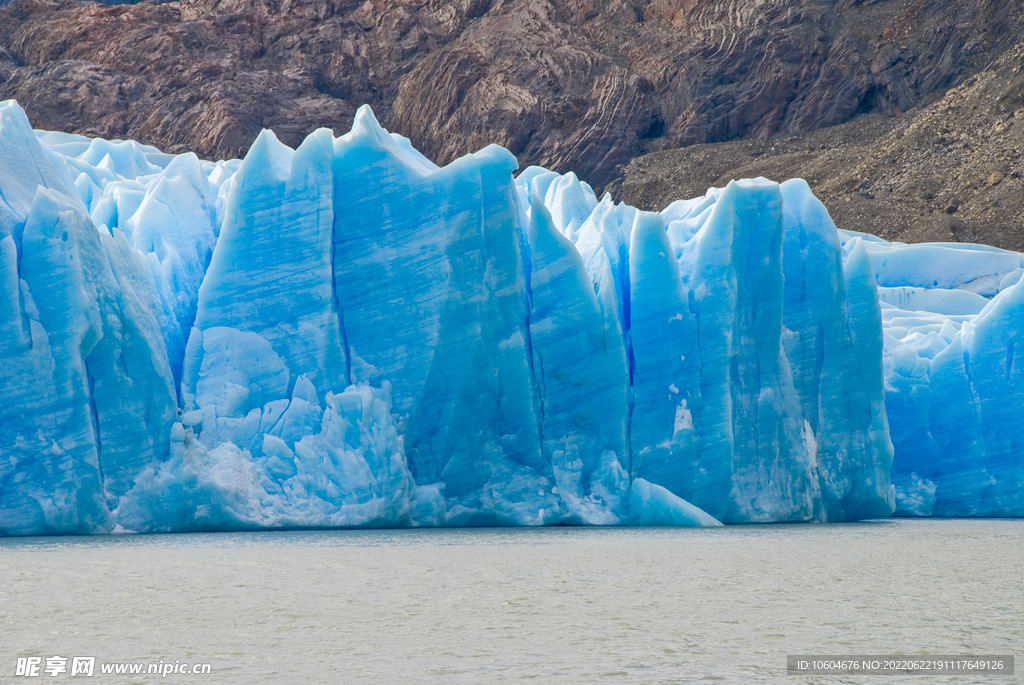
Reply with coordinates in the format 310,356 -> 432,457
0,98 -> 1020,535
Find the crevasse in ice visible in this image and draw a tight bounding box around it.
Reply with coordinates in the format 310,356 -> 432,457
0,97 -> 1017,535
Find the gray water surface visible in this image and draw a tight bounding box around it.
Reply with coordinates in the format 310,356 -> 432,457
1,519 -> 1021,683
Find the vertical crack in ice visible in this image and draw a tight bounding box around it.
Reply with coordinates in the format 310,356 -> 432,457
624,335 -> 636,477
17,278 -> 33,349
331,219 -> 352,387
533,345 -> 548,427
518,211 -> 546,444
83,358 -> 106,488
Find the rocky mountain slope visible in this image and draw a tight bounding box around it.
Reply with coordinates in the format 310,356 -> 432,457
0,0 -> 1019,197
622,42 -> 1024,250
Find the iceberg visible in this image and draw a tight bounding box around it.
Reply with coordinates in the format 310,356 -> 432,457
0,96 -> 1018,535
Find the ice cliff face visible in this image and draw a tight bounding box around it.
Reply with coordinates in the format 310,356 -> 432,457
851,235 -> 1024,517
0,97 -> 1015,535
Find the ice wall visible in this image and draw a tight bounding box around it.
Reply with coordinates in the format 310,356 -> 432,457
514,172 -> 895,523
8,95 -> 1016,534
844,232 -> 1024,516
330,110 -> 554,526
0,103 -> 177,534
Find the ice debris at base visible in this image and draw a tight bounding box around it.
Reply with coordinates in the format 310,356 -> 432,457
0,99 -> 1017,535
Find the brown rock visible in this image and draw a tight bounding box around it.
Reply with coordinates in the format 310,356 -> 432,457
0,0 -> 1019,192
621,43 -> 1024,251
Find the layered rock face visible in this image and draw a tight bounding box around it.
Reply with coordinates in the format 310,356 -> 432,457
0,0 -> 1017,191
623,42 -> 1024,252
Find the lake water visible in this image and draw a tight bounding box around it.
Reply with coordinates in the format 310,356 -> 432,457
1,519 -> 1021,683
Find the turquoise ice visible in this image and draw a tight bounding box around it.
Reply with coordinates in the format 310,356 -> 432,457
2,97 -> 1019,535
850,232 -> 1024,516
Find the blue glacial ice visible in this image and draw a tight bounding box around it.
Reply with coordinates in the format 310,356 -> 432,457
845,233 -> 1024,517
0,96 -> 1020,535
